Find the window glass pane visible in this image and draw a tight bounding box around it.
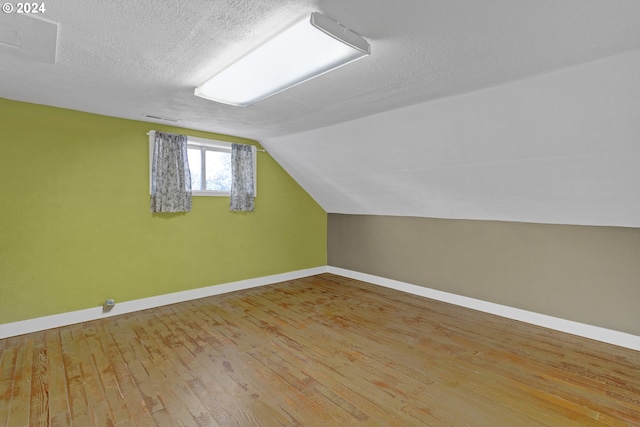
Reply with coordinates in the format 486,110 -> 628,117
187,148 -> 202,191
205,150 -> 231,192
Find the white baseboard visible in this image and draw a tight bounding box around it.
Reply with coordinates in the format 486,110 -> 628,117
327,266 -> 640,352
0,266 -> 328,339
3,265 -> 639,352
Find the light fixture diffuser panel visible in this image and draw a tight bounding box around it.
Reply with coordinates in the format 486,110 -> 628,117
195,12 -> 370,107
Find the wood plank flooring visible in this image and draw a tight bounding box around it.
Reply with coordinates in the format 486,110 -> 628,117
1,273 -> 639,426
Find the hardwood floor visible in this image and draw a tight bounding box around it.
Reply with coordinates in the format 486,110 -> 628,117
1,273 -> 639,426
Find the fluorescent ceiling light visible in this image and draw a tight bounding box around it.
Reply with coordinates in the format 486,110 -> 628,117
194,12 -> 370,107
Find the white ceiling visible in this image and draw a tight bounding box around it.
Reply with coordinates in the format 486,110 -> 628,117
264,48 -> 640,226
1,0 -> 639,139
2,0 -> 640,226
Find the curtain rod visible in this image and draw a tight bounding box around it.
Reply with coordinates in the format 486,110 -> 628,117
146,131 -> 266,152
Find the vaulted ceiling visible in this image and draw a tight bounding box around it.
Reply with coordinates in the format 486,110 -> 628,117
2,1 -> 640,226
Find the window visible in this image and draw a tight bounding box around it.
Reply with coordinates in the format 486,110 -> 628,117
149,132 -> 256,197
187,142 -> 232,195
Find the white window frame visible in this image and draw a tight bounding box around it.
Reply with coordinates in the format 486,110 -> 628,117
148,131 -> 257,197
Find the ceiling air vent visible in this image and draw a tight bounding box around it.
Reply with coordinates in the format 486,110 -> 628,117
143,114 -> 181,123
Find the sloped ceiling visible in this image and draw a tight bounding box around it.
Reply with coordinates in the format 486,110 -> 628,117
1,1 -> 640,226
263,49 -> 640,227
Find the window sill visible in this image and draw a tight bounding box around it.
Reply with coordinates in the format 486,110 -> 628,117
192,191 -> 229,197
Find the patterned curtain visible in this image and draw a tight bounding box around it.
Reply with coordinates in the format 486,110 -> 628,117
229,143 -> 255,212
150,131 -> 192,213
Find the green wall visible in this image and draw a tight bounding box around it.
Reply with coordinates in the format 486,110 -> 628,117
0,98 -> 327,324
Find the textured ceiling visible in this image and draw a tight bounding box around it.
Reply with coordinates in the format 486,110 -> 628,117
1,0 -> 640,139
3,0 -> 640,227
263,49 -> 640,226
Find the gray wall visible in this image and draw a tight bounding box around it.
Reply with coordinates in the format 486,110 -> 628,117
328,214 -> 640,335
